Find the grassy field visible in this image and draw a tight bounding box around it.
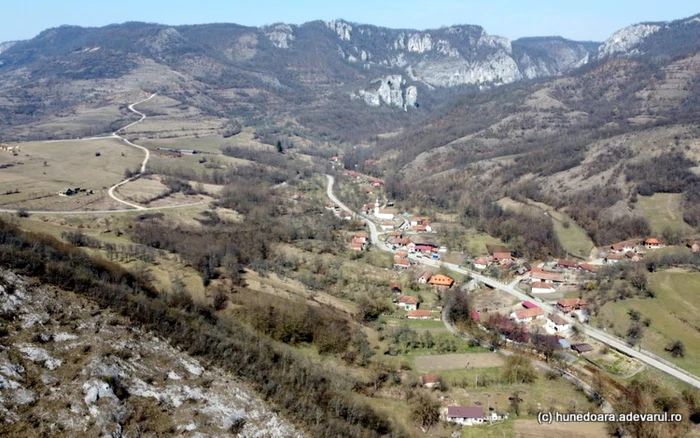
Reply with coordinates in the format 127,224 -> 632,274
466,232 -> 506,256
594,270 -> 700,375
635,193 -> 695,236
498,197 -> 594,259
0,138 -> 142,209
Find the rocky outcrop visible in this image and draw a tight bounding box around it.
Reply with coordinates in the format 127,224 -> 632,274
596,24 -> 662,58
0,269 -> 303,437
264,24 -> 294,48
407,33 -> 433,53
326,20 -> 352,41
355,75 -> 418,110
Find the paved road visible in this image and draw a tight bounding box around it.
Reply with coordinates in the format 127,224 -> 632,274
324,173 -> 700,389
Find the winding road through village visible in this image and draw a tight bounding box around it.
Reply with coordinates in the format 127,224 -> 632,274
325,174 -> 700,389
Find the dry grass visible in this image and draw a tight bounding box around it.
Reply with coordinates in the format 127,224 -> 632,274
514,419 -> 608,438
635,193 -> 694,236
0,138 -> 142,209
413,353 -> 505,372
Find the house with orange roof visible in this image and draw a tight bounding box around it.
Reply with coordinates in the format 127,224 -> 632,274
393,258 -> 411,270
644,238 -> 663,249
429,274 -> 454,290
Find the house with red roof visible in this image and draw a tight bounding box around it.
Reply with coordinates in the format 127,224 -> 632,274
529,267 -> 564,283
407,309 -> 432,319
417,272 -> 432,284
420,374 -> 442,388
473,257 -> 489,270
578,263 -> 598,273
557,259 -> 579,270
493,252 -> 513,264
396,295 -> 419,311
531,281 -> 556,294
557,298 -> 587,313
610,240 -> 637,254
510,307 -> 544,323
546,314 -> 572,336
393,258 -> 410,270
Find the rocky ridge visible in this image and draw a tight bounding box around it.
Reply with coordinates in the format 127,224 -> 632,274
0,269 -> 302,437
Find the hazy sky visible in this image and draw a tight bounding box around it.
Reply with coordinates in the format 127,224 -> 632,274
3,0 -> 698,43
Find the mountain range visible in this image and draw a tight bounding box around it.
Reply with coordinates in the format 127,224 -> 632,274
0,14 -> 697,142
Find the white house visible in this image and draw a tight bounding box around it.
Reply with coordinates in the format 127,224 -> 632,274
531,281 -> 556,294
546,314 -> 572,337
473,257 -> 489,270
374,199 -> 396,220
510,307 -> 544,323
396,296 -> 419,310
380,221 -> 394,231
446,406 -> 485,426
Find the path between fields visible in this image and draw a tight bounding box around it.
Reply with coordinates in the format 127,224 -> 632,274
2,93 -> 209,215
324,173 -> 700,389
106,93 -> 156,210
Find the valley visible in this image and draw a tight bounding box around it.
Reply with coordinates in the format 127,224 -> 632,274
1,10 -> 700,438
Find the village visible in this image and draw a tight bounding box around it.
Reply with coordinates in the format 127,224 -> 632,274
325,161 -> 700,428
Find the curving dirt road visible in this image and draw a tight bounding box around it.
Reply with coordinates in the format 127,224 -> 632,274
106,93 -> 156,210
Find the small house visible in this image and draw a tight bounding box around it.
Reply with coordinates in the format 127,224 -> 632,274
380,221 -> 395,231
546,314 -> 572,335
578,263 -> 597,273
557,259 -> 578,270
493,252 -> 513,264
644,238 -> 662,249
396,295 -> 419,311
420,374 -> 442,389
393,258 -> 410,270
531,281 -> 556,294
687,241 -> 700,253
473,257 -> 489,270
390,282 -> 402,294
572,343 -> 594,353
510,307 -> 544,323
407,309 -> 432,319
417,272 -> 432,284
557,298 -> 587,313
610,240 -> 637,254
446,406 -> 485,426
529,267 -> 564,283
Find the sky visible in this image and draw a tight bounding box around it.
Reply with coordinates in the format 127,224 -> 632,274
2,0 -> 699,43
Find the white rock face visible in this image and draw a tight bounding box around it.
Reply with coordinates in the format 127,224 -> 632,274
478,30 -> 512,54
326,20 -> 352,41
264,24 -> 295,48
357,75 -> 418,110
436,40 -> 459,57
596,24 -> 662,58
407,33 -> 433,53
405,86 -> 418,108
415,50 -> 522,87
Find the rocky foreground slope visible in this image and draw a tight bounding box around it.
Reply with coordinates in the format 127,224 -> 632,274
0,269 -> 301,437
